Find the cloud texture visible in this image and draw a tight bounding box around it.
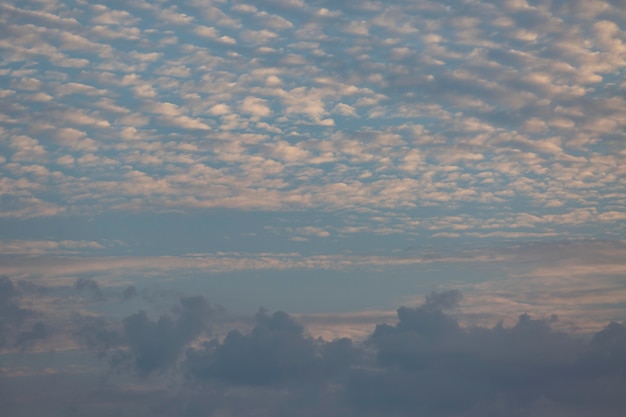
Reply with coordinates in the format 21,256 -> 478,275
4,287 -> 626,416
1,1 -> 626,415
1,0 -> 624,241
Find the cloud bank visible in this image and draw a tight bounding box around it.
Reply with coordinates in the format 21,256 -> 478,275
3,285 -> 626,416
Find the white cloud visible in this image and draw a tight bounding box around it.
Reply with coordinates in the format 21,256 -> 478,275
240,96 -> 272,118
60,110 -> 110,128
231,4 -> 257,14
0,239 -> 105,255
195,25 -> 218,38
270,141 -> 310,163
241,29 -> 279,44
0,0 -> 624,247
333,103 -> 358,117
344,20 -> 369,36
159,6 -> 194,25
9,135 -> 47,161
255,11 -> 294,30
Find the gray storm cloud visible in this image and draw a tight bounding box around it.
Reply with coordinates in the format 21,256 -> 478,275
7,289 -> 616,417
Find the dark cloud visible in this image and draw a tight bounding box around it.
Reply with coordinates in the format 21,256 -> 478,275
15,322 -> 48,351
111,296 -> 216,376
0,276 -> 45,350
121,285 -> 138,301
71,296 -> 217,373
73,277 -> 104,301
74,291 -> 626,415
5,290 -> 626,416
582,321 -> 626,377
0,276 -> 27,343
72,313 -> 122,357
16,280 -> 49,295
184,308 -> 361,387
349,292 -> 626,416
424,289 -> 462,310
186,310 -> 316,385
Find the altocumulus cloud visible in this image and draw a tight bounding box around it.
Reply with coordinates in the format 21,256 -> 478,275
1,0 -> 625,240
1,0 -> 626,414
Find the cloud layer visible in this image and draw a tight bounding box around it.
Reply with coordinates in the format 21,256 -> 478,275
2,1 -> 626,415
3,287 -> 626,416
0,0 -> 624,242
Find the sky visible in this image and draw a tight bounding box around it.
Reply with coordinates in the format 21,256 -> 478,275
1,0 -> 626,415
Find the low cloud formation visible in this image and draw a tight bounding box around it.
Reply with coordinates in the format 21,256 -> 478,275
14,322 -> 48,352
73,277 -> 104,301
358,293 -> 593,415
4,290 -> 626,416
115,296 -> 216,376
0,276 -> 48,350
121,285 -> 138,301
72,313 -> 121,358
423,288 -> 462,310
50,291 -> 626,417
73,295 -> 217,376
0,276 -> 28,348
184,309 -> 358,386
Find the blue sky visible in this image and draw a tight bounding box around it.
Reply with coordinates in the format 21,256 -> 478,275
1,0 -> 626,415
